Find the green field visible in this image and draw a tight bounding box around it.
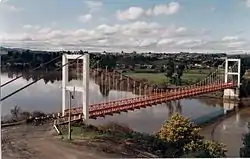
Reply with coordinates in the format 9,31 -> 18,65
125,68 -> 214,85
124,72 -> 168,84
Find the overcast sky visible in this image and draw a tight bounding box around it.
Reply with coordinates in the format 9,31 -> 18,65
0,0 -> 250,53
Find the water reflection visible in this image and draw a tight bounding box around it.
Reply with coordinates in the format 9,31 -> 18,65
209,107 -> 250,157
1,70 -> 235,133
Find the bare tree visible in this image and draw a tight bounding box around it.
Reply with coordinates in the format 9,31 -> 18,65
10,105 -> 21,120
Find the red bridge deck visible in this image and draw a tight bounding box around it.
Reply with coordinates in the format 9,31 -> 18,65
60,82 -> 236,121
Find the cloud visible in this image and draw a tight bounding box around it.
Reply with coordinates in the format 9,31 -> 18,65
116,2 -> 180,21
146,2 -> 180,16
1,21 -> 249,53
116,7 -> 144,21
23,24 -> 40,30
0,3 -> 22,12
84,0 -> 103,11
175,27 -> 187,33
246,0 -> 250,7
222,36 -> 239,42
77,14 -> 92,23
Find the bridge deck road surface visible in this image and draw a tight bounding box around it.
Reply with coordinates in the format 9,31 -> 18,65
2,123 -> 113,159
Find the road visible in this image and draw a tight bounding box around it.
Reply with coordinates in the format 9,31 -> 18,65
2,124 -> 112,159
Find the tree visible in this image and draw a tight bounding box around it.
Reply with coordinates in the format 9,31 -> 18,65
10,105 -> 21,120
158,113 -> 227,157
159,113 -> 202,148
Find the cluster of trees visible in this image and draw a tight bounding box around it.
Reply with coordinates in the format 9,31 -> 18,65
2,49 -> 61,71
1,48 -> 226,71
2,47 -> 250,71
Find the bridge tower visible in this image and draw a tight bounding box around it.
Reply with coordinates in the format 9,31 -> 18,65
62,54 -> 89,121
223,58 -> 241,101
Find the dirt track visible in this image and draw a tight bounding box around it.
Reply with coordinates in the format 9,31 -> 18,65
2,124 -> 112,159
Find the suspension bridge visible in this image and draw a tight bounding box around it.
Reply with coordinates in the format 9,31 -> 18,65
57,54 -> 241,124
0,52 -> 242,125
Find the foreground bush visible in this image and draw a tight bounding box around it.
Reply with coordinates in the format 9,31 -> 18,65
159,113 -> 227,157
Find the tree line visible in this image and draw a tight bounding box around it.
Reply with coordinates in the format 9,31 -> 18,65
2,48 -> 250,87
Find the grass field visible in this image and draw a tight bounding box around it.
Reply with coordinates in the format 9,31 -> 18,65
61,125 -> 102,140
125,68 -> 214,85
124,72 -> 168,84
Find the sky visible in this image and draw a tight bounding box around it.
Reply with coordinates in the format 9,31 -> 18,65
0,0 -> 250,53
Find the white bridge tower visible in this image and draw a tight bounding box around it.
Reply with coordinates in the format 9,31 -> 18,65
62,53 -> 89,121
223,58 -> 241,100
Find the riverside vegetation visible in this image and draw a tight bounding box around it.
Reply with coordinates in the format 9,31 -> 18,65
240,123 -> 250,157
59,114 -> 227,158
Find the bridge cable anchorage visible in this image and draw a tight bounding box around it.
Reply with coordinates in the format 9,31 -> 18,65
0,55 -> 62,88
0,53 -> 86,102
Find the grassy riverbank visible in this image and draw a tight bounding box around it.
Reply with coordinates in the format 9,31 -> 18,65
59,123 -> 167,157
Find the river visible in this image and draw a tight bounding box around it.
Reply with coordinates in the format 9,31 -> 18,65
0,71 -> 239,132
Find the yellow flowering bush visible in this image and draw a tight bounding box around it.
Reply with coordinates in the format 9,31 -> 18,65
158,113 -> 227,157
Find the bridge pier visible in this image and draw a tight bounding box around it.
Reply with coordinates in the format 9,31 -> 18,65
223,88 -> 240,101
223,99 -> 239,114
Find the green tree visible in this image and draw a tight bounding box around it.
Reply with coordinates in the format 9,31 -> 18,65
164,60 -> 175,83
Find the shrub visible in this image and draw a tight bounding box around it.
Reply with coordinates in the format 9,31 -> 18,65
159,113 -> 202,147
159,113 -> 227,157
240,127 -> 250,157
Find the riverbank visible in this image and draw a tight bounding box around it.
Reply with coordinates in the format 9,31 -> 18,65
56,112 -> 228,158
58,123 -> 167,158
1,106 -> 239,158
